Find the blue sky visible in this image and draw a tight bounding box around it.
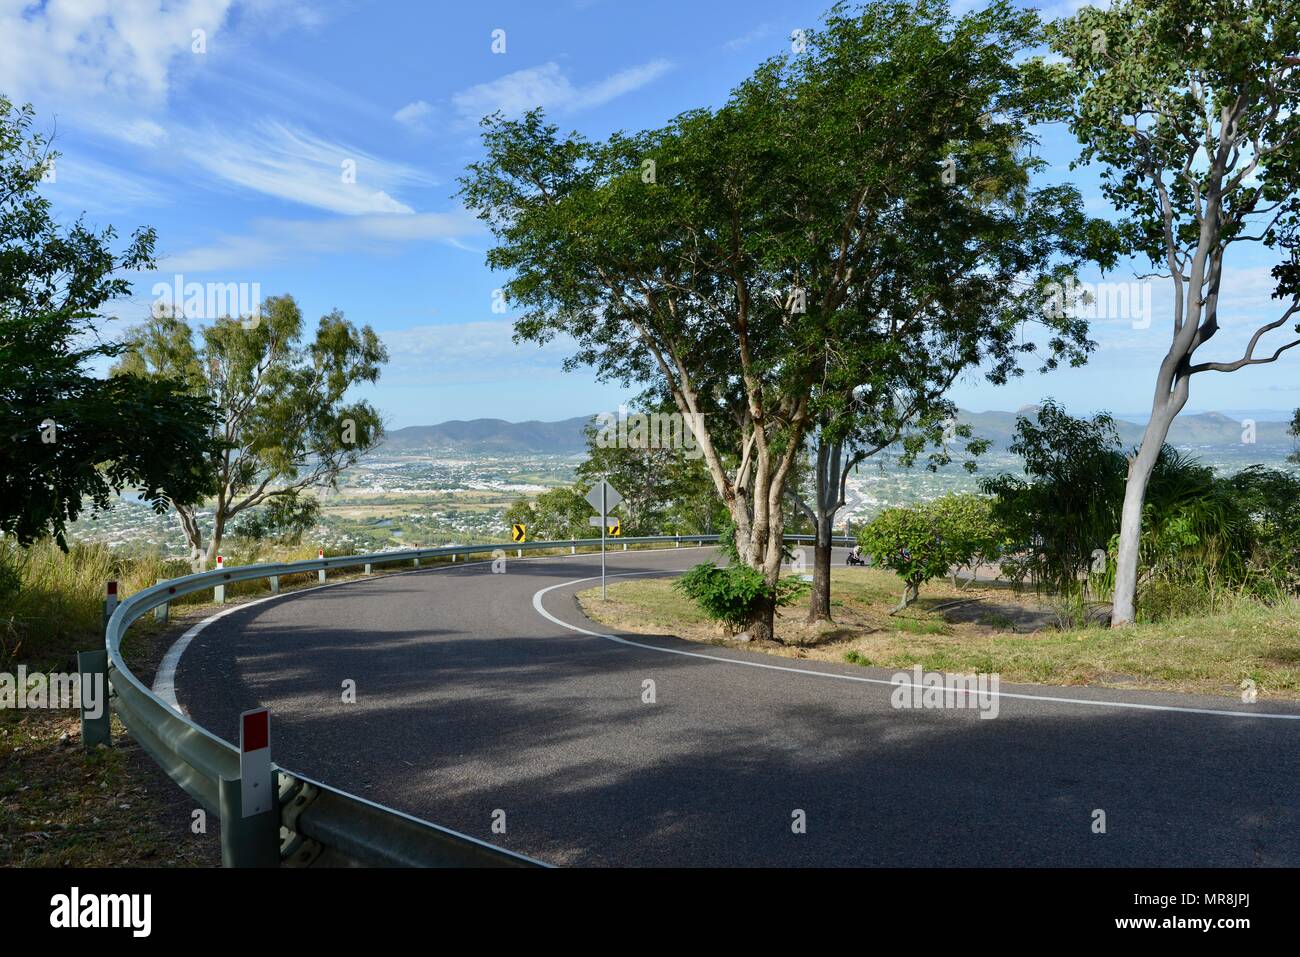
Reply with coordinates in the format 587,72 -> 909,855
6,0 -> 1299,428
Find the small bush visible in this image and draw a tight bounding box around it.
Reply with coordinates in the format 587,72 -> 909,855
857,494 -> 999,607
673,561 -> 807,633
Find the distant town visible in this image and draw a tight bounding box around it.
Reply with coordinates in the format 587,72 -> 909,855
67,408 -> 1300,556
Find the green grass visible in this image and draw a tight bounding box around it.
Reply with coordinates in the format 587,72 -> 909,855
579,569 -> 1300,699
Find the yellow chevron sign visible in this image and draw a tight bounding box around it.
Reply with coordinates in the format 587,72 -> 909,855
511,523 -> 526,543
607,519 -> 621,537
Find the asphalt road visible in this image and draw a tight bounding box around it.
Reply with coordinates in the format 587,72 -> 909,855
171,545 -> 1300,866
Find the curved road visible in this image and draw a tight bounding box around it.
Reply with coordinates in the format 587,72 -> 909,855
170,546 -> 1300,866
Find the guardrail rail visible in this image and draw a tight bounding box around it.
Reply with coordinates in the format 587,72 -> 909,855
95,532 -> 855,867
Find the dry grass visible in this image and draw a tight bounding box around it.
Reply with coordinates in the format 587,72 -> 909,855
577,566 -> 1300,700
0,709 -> 219,867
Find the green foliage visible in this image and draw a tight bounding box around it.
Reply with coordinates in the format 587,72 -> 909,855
504,486 -> 599,541
1137,449 -> 1253,612
115,295 -> 387,560
672,562 -> 808,633
857,494 -> 1000,601
0,97 -> 219,547
928,493 -> 1004,577
1225,466 -> 1300,591
981,400 -> 1126,595
457,0 -> 1118,614
982,401 -> 1278,618
1047,1 -> 1300,286
575,410 -> 726,536
231,492 -> 321,546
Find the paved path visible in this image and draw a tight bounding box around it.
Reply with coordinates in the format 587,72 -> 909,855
171,546 -> 1300,866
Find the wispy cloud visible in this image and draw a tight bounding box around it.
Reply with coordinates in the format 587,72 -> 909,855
451,59 -> 674,122
380,320 -> 577,385
42,156 -> 168,212
177,119 -> 436,215
723,22 -> 776,52
156,209 -> 484,271
393,99 -> 435,133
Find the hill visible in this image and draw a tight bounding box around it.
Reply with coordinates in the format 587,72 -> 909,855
381,409 -> 1295,455
381,416 -> 593,453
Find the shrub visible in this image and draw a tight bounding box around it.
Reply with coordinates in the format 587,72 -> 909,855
927,493 -> 1004,584
858,500 -> 984,609
672,561 -> 807,634
981,400 -> 1126,596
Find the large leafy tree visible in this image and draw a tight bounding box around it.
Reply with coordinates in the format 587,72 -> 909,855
0,98 -> 216,547
1049,0 -> 1300,625
459,0 -> 1112,640
115,295 -> 387,565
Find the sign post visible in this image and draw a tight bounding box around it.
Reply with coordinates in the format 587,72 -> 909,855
585,478 -> 623,599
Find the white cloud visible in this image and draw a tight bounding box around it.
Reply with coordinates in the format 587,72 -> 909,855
723,23 -> 776,52
156,209 -> 484,271
0,0 -> 236,105
42,155 -> 168,211
451,59 -> 674,122
177,119 -> 436,215
394,100 -> 434,127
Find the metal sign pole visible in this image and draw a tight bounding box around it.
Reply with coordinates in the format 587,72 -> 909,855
601,480 -> 607,599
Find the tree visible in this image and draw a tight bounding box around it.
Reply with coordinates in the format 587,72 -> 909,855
459,0 -> 1113,641
114,296 -> 387,565
0,97 -> 217,547
504,485 -> 599,541
575,410 -> 726,535
982,401 -> 1128,596
1048,1 -> 1300,625
857,499 -> 991,611
795,380 -> 989,622
1289,408 -> 1299,465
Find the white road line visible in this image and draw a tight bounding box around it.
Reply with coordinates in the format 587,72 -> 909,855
532,572 -> 1300,722
150,548 -> 703,711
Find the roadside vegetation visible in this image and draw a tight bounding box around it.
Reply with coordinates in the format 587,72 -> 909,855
579,568 -> 1300,700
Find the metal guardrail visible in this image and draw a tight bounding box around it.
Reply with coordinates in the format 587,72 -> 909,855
99,532 -> 854,867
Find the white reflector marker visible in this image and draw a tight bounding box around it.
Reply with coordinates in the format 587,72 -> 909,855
239,708 -> 273,817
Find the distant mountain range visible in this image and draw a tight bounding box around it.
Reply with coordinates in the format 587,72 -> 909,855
380,409 -> 1297,455
381,416 -> 594,453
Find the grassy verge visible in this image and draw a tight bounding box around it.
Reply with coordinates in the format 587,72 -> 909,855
576,566 -> 1300,700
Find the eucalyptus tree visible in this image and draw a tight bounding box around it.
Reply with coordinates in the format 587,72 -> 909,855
1049,0 -> 1300,625
460,0 -> 1115,640
115,295 -> 387,566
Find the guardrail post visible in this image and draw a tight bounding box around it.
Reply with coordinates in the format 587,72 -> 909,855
571,542 -> 576,554
77,648 -> 110,751
219,776 -> 280,867
364,563 -> 372,575
153,579 -> 168,623
214,556 -> 225,604
516,548 -> 522,558
318,547 -> 326,582
102,580 -> 118,632
220,708 -> 280,867
413,557 -> 420,568
675,534 -> 680,547
269,575 -> 279,594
